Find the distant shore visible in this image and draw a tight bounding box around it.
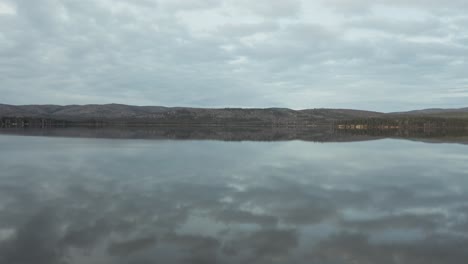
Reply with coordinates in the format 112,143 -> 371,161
1,103 -> 468,129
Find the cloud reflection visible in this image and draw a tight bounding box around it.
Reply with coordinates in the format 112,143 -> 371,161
1,136 -> 468,263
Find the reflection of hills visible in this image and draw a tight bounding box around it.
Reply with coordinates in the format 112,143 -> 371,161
2,125 -> 468,144
0,126 -> 375,143
334,127 -> 468,144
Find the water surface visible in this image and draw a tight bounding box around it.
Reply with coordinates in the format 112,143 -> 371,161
1,134 -> 468,264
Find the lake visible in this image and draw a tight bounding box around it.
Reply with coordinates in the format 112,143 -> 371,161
1,131 -> 468,264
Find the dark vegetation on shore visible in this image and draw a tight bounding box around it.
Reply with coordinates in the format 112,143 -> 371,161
1,104 -> 468,131
0,103 -> 381,127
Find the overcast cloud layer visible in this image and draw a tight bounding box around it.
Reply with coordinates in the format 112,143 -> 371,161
1,0 -> 467,111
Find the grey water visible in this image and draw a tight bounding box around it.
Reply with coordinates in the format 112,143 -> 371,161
1,132 -> 468,264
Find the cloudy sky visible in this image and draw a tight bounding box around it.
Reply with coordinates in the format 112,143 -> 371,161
0,0 -> 467,111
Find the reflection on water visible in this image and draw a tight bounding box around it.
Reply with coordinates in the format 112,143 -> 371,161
1,135 -> 468,264
1,126 -> 468,144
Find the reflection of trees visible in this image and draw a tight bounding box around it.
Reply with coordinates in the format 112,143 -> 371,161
336,117 -> 468,136
2,123 -> 468,144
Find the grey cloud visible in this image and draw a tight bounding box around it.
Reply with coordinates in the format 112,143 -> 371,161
347,17 -> 448,37
162,0 -> 220,11
215,21 -> 279,38
234,0 -> 302,18
324,0 -> 468,14
0,0 -> 467,110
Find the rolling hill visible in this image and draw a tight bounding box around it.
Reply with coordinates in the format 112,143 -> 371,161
0,104 -> 383,125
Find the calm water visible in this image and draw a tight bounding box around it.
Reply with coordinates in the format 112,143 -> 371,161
1,134 -> 468,264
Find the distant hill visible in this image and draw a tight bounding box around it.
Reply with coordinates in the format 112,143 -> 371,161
0,104 -> 169,119
2,103 -> 468,127
392,107 -> 468,118
395,107 -> 468,114
0,104 -> 383,125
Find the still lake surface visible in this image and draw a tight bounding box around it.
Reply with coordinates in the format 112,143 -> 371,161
1,132 -> 468,264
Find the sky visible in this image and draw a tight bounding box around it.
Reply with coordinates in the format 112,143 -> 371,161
0,0 -> 467,111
